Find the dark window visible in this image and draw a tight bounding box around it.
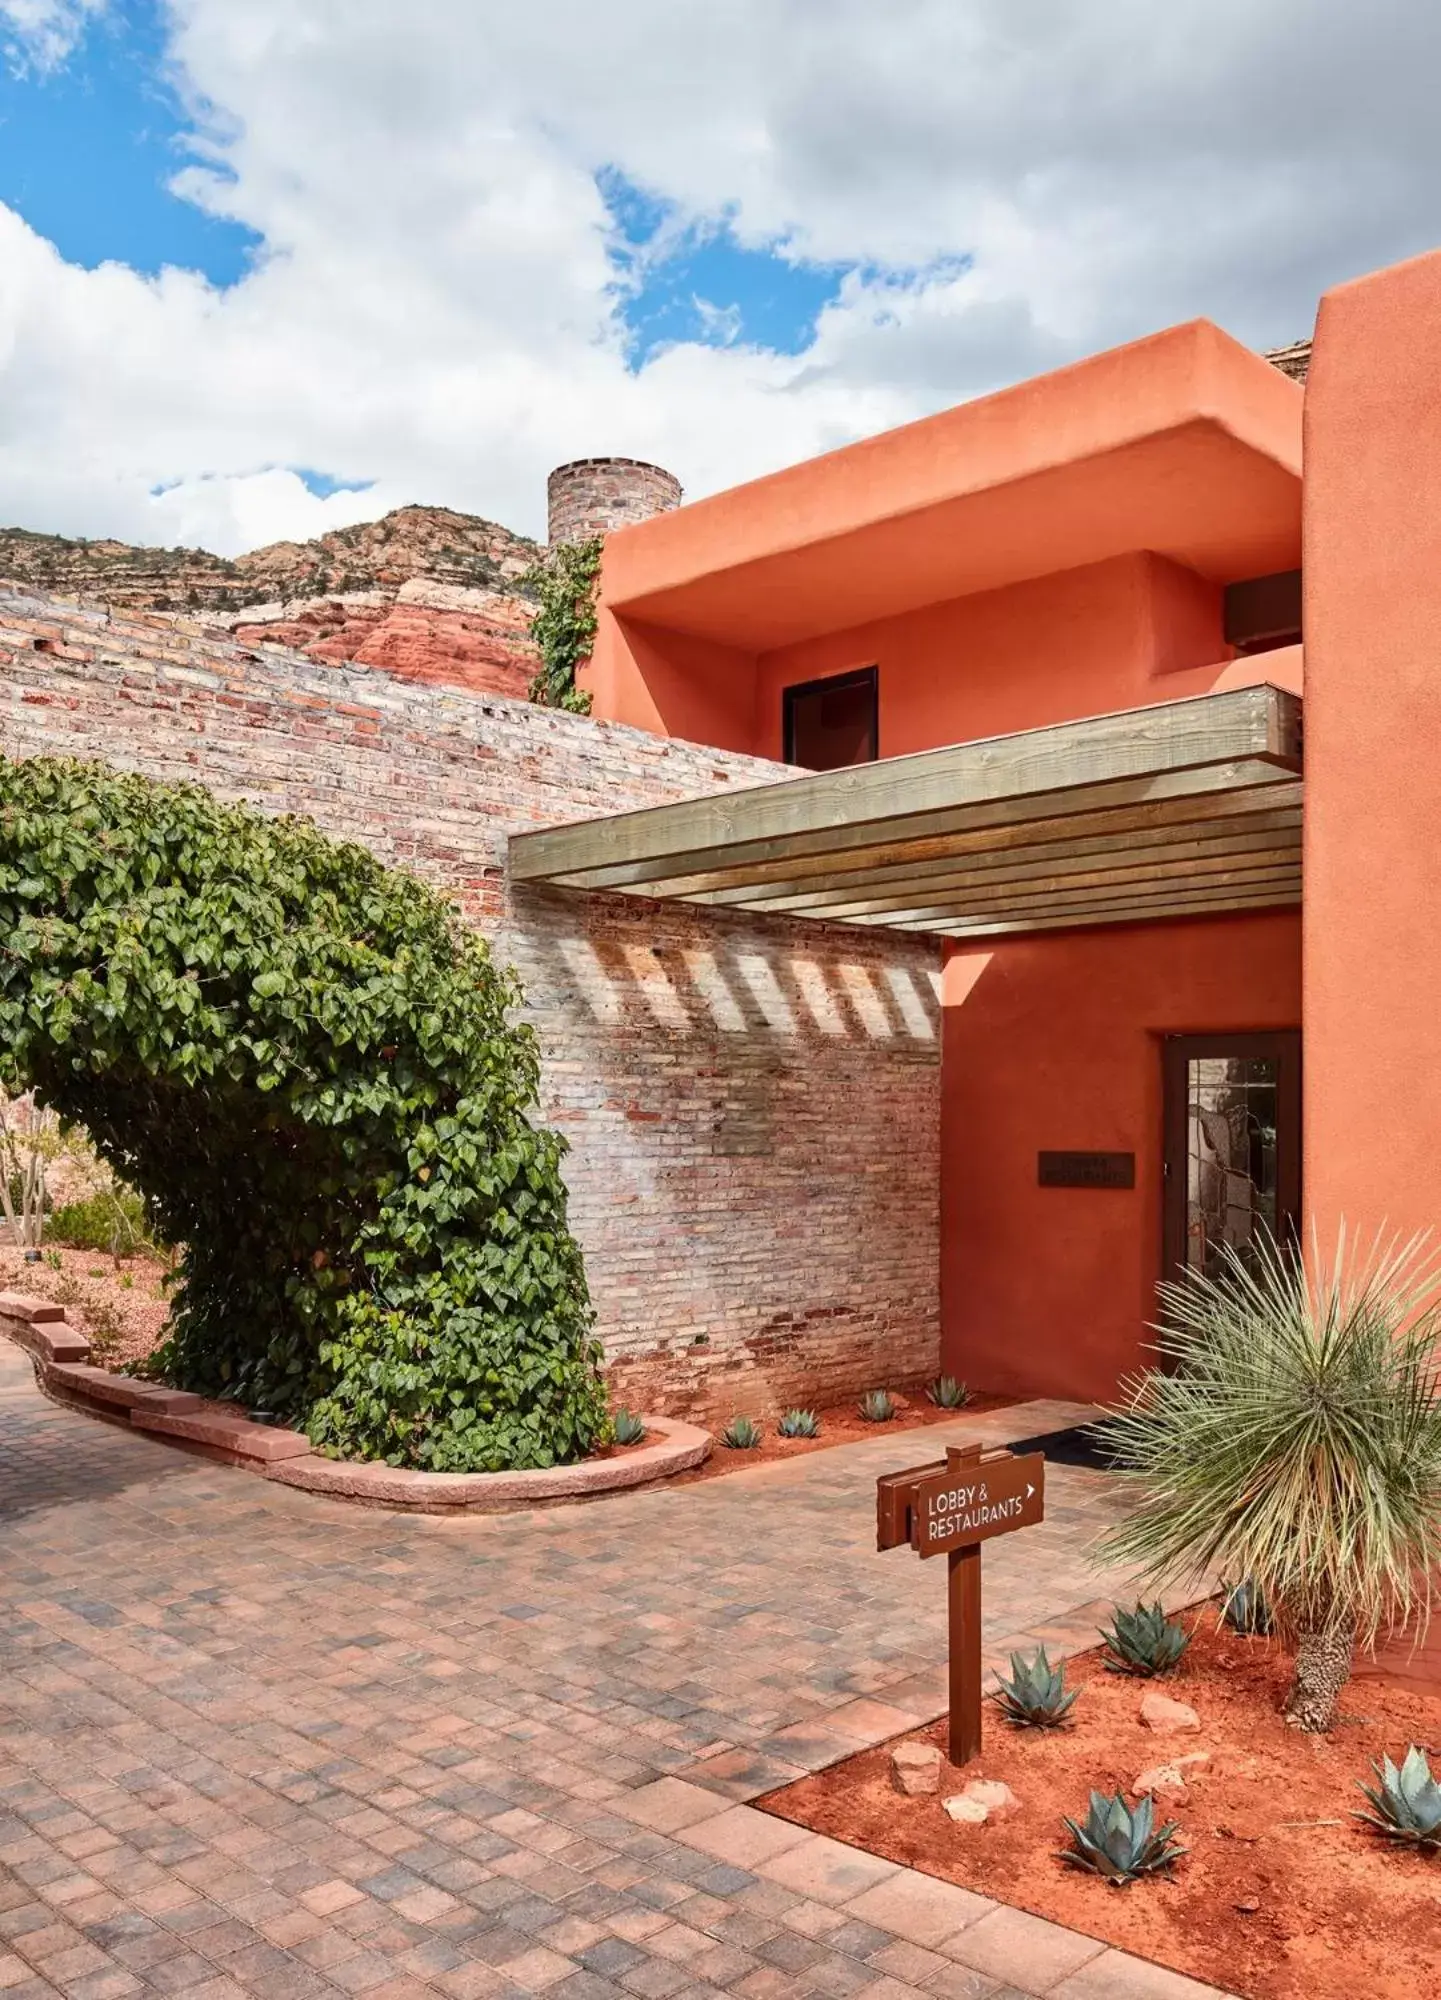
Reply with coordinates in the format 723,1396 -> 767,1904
783,666 -> 879,770
1223,570 -> 1302,655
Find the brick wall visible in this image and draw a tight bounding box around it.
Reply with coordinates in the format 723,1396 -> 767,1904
0,588 -> 941,1420
547,459 -> 682,546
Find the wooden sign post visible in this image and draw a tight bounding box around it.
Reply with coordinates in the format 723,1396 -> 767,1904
877,1441 -> 1045,1766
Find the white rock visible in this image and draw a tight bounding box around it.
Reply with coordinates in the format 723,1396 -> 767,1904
943,1794 -> 990,1824
941,1777 -> 1021,1824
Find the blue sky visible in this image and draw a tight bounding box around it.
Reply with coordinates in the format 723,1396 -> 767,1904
0,0 -> 1426,557
599,165 -> 850,365
0,0 -> 259,283
0,13 -> 850,365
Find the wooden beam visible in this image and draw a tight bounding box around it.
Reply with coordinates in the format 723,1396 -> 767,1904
509,685 -> 1300,890
683,797 -> 1301,909
921,879 -> 1302,939
723,823 -> 1302,921
536,761 -> 1297,896
831,862 -> 1303,932
621,782 -> 1302,902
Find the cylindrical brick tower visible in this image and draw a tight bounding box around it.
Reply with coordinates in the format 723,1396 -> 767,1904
546,458 -> 682,546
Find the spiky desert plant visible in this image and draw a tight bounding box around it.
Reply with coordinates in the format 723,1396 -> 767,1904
858,1389 -> 896,1422
990,1645 -> 1080,1728
1100,1601 -> 1190,1676
777,1408 -> 821,1438
1098,1228 -> 1441,1732
721,1415 -> 761,1449
1059,1790 -> 1186,1886
926,1375 -> 970,1409
1220,1576 -> 1273,1636
611,1409 -> 646,1446
1355,1745 -> 1441,1852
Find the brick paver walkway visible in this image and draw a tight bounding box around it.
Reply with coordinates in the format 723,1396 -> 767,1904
0,1341 -> 1227,2000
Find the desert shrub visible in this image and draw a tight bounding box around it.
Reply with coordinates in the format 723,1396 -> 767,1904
50,1185 -> 154,1258
0,755 -> 606,1472
1099,1229 -> 1441,1731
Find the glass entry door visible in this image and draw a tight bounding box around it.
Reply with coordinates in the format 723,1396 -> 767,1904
1162,1033 -> 1301,1286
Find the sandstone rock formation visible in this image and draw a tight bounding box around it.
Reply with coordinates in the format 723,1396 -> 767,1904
0,506 -> 542,701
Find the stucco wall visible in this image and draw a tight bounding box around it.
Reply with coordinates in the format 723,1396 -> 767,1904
1302,247 -> 1441,1253
752,552 -> 1229,761
0,587 -> 941,1420
942,913 -> 1302,1404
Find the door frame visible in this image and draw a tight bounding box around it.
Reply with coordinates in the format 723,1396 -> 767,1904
1161,1030 -> 1302,1286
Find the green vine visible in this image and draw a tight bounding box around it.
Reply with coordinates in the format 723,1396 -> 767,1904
0,756 -> 609,1473
522,536 -> 602,714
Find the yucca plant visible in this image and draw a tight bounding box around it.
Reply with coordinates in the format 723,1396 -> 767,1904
858,1389 -> 896,1423
1060,1790 -> 1185,1886
1355,1745 -> 1441,1851
777,1408 -> 821,1438
1220,1576 -> 1273,1636
721,1414 -> 761,1449
990,1645 -> 1080,1728
1098,1228 -> 1441,1732
611,1409 -> 646,1447
926,1375 -> 970,1409
1100,1601 -> 1189,1676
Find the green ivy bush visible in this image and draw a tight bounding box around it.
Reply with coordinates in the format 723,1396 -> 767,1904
0,756 -> 607,1471
522,536 -> 602,713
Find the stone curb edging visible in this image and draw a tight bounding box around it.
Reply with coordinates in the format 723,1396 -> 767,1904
265,1415 -> 711,1511
0,1290 -> 711,1510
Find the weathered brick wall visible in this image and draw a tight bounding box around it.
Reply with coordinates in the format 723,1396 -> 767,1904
547,458 -> 682,546
0,588 -> 940,1419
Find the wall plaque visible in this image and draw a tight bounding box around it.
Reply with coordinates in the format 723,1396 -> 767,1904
1038,1150 -> 1135,1190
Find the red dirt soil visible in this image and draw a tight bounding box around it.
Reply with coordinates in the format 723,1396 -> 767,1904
762,1613 -> 1441,2000
673,1390 -> 1016,1485
0,1244 -> 170,1370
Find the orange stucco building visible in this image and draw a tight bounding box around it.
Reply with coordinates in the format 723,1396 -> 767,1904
522,247 -> 1441,1414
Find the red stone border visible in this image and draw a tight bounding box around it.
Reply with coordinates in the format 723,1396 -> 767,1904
264,1417 -> 710,1511
0,1291 -> 711,1509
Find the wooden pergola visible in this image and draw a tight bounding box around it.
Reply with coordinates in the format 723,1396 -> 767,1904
508,685 -> 1302,940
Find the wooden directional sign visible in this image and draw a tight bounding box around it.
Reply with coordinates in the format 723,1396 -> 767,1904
877,1441 -> 1047,1768
910,1450 -> 1045,1559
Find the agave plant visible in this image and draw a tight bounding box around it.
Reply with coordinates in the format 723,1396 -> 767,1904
1220,1576 -> 1273,1636
926,1375 -> 970,1409
990,1645 -> 1080,1728
777,1408 -> 821,1438
858,1389 -> 896,1423
1060,1790 -> 1186,1887
1100,1601 -> 1190,1676
721,1414 -> 761,1449
611,1409 -> 646,1447
1098,1228 -> 1441,1732
1355,1745 -> 1441,1851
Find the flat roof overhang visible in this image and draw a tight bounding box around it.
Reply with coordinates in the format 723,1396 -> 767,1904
509,685 -> 1302,942
599,322 -> 1304,652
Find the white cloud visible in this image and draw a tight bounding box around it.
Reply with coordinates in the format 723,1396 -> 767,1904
2,0 -> 1441,554
0,0 -> 103,73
